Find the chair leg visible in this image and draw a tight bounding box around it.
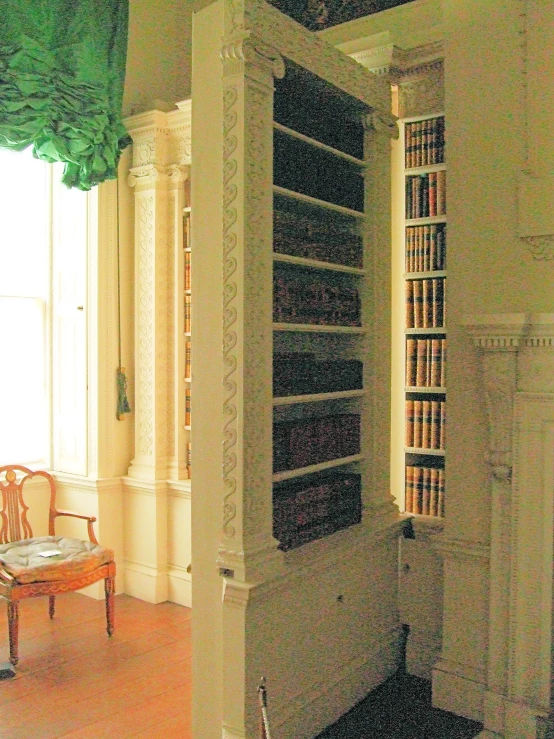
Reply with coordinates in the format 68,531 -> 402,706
7,602 -> 19,667
49,595 -> 55,619
105,576 -> 115,636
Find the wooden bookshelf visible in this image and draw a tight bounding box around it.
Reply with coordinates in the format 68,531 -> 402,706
403,113 -> 446,519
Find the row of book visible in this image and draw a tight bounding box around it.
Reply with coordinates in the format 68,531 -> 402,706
273,413 -> 360,473
274,273 -> 361,326
405,278 -> 445,329
273,471 -> 361,551
185,251 -> 191,291
405,224 -> 446,273
184,295 -> 191,334
274,353 -> 362,397
273,209 -> 363,269
405,466 -> 445,517
405,117 -> 445,169
405,172 -> 446,220
183,214 -> 191,250
405,400 -> 445,450
406,339 -> 446,388
186,441 -> 191,478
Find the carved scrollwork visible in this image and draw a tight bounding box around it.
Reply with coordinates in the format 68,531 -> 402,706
481,351 -> 518,481
221,35 -> 285,83
521,234 -> 554,261
222,85 -> 239,539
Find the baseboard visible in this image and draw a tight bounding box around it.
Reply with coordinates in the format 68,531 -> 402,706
272,626 -> 401,739
123,560 -> 168,604
432,658 -> 485,721
167,565 -> 192,607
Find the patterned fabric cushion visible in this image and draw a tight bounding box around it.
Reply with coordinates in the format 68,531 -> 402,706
0,536 -> 114,584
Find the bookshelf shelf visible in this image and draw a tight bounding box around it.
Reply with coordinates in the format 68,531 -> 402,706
402,113 -> 446,519
406,215 -> 447,227
272,454 -> 364,483
274,323 -> 365,334
273,253 -> 366,276
405,270 -> 447,280
405,327 -> 446,335
404,447 -> 445,457
405,163 -> 446,176
273,122 -> 367,168
273,185 -> 365,218
405,387 -> 446,394
273,389 -> 365,406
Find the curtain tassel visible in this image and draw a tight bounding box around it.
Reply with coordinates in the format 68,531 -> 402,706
116,367 -> 131,420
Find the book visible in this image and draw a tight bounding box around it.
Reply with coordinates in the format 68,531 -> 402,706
413,400 -> 423,448
429,467 -> 439,516
413,466 -> 423,514
405,466 -> 414,512
421,400 -> 432,448
184,251 -> 191,291
184,295 -> 192,333
440,338 -> 447,387
412,279 -> 423,328
183,215 -> 191,249
185,341 -> 192,380
436,169 -> 446,215
186,442 -> 192,478
428,172 -> 437,217
415,339 -> 427,387
185,388 -> 191,426
430,400 -> 441,449
422,279 -> 433,328
405,280 -> 414,328
438,468 -> 445,517
422,467 -> 431,515
440,401 -> 446,449
430,339 -> 441,387
406,339 -> 417,386
405,399 -> 414,446
432,278 -> 444,327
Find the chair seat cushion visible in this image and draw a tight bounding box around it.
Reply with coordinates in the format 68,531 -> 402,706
0,536 -> 114,584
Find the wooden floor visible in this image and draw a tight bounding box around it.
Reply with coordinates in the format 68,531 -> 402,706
0,593 -> 191,739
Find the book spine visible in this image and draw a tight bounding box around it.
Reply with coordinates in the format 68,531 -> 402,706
440,338 -> 447,387
430,400 -> 440,449
184,250 -> 191,291
184,295 -> 192,334
412,279 -> 422,328
432,278 -> 444,328
428,172 -> 437,217
185,387 -> 191,426
405,399 -> 414,446
183,215 -> 191,250
423,225 -> 431,272
416,339 -> 427,387
405,465 -> 414,513
422,467 -> 431,515
439,401 -> 446,449
438,468 -> 445,517
185,341 -> 192,380
436,169 -> 446,215
186,441 -> 192,478
406,177 -> 413,219
405,279 -> 414,328
413,466 -> 423,514
430,339 -> 441,387
413,399 -> 423,449
406,338 -> 417,386
422,400 -> 431,448
405,123 -> 412,168
430,467 -> 439,516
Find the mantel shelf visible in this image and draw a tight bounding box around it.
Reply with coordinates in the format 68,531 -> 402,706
272,454 -> 364,482
273,185 -> 365,219
273,253 -> 365,275
273,389 -> 365,406
273,122 -> 367,168
274,323 -> 365,334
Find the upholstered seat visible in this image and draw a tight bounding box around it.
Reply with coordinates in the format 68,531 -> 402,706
0,465 -> 116,666
0,536 -> 114,585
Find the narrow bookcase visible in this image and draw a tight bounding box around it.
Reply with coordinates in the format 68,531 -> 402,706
271,64 -> 372,551
183,187 -> 192,478
403,113 -> 446,518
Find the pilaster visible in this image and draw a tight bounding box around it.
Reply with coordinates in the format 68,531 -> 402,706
461,314 -> 554,738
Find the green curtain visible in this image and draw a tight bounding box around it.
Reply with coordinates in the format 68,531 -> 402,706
0,0 -> 131,190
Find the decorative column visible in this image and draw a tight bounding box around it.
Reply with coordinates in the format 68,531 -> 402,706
463,314 -> 554,739
122,105 -> 192,604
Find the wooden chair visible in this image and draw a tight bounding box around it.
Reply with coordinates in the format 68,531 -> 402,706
0,465 -> 115,666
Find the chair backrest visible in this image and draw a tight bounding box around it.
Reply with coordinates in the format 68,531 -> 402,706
0,465 -> 56,544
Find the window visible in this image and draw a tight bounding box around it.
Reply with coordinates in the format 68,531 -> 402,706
0,149 -> 88,471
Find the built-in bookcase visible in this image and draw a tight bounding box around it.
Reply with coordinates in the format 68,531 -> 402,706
271,63 -> 370,550
403,113 -> 446,518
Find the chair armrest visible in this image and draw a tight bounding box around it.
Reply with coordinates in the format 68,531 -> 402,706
0,565 -> 14,584
52,509 -> 98,544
